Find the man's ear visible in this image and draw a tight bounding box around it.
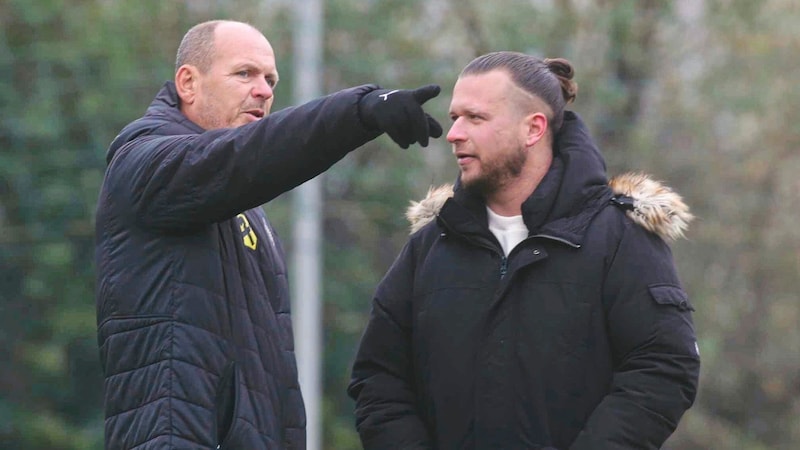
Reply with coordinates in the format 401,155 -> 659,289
525,112 -> 549,148
175,65 -> 199,105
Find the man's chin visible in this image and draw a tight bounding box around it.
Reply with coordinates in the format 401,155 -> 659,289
462,177 -> 491,197
467,173 -> 513,198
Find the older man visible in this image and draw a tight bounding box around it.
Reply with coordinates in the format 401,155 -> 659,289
95,20 -> 441,449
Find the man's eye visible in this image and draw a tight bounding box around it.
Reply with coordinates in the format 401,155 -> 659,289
236,70 -> 250,77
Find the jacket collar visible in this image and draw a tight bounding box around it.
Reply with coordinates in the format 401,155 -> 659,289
106,81 -> 204,164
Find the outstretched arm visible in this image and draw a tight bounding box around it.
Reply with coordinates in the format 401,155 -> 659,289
108,84 -> 441,233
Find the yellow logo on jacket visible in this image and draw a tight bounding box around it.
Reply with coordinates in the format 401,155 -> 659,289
236,214 -> 258,250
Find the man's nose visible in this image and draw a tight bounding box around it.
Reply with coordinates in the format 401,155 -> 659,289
252,78 -> 274,99
447,119 -> 464,143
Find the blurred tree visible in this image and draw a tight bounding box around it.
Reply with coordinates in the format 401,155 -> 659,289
0,1 -> 184,446
652,1 -> 800,448
2,0 -> 799,448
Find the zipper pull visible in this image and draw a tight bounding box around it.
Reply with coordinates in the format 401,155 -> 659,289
500,256 -> 508,279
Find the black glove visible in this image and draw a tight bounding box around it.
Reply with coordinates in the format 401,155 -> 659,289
358,84 -> 444,149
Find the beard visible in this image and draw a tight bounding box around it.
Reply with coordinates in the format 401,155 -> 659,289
463,145 -> 528,197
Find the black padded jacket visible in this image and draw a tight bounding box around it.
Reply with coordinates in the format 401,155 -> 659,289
349,112 -> 700,450
96,81 -> 379,449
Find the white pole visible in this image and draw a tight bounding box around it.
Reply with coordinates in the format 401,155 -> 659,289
291,0 -> 324,449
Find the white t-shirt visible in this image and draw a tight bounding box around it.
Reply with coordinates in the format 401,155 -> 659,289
487,206 -> 529,256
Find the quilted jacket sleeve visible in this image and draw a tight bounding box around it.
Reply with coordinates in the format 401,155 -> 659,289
570,221 -> 700,449
106,85 -> 379,233
348,240 -> 433,449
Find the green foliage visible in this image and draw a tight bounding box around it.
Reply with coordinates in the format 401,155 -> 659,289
2,0 -> 799,448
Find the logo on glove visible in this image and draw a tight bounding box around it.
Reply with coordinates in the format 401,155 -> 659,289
379,90 -> 400,101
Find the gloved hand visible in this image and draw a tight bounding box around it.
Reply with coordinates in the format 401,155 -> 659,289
358,84 -> 444,149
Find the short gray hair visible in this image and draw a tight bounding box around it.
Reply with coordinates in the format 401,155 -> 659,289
174,20 -> 260,73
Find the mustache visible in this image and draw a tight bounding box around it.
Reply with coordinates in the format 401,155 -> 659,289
242,102 -> 266,110
240,102 -> 269,118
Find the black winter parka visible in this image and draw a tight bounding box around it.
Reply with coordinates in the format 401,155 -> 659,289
95,81 -> 380,449
348,112 -> 700,449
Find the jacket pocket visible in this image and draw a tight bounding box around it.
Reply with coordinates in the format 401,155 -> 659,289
215,361 -> 240,448
648,284 -> 694,312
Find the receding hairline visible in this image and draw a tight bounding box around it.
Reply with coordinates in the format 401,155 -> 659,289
174,20 -> 263,74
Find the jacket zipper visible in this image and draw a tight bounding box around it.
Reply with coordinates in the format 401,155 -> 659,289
499,256 -> 508,280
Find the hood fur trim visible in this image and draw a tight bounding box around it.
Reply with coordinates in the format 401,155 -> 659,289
608,172 -> 693,241
406,172 -> 693,241
406,185 -> 454,234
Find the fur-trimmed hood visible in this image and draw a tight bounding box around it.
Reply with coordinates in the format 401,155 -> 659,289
406,172 -> 693,242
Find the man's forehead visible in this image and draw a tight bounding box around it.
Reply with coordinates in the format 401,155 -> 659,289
451,72 -> 512,105
213,33 -> 277,73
